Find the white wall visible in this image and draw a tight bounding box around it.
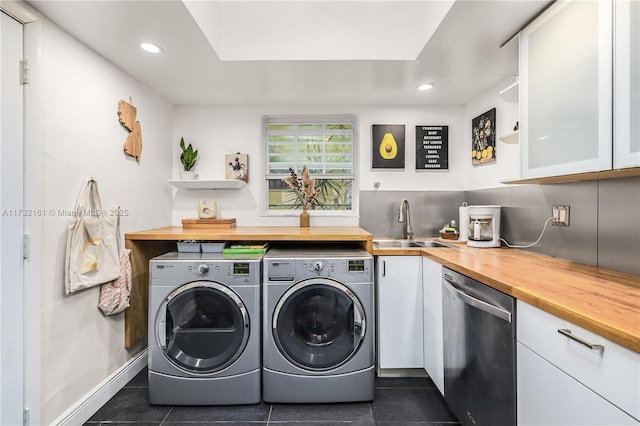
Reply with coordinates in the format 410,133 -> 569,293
27,13 -> 515,423
35,19 -> 173,425
172,104 -> 464,226
463,76 -> 521,189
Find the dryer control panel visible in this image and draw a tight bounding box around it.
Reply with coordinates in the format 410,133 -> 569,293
150,253 -> 262,287
265,257 -> 372,283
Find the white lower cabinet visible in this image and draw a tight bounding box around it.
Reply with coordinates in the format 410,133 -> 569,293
422,257 -> 444,394
376,256 -> 423,369
517,301 -> 640,425
518,343 -> 637,425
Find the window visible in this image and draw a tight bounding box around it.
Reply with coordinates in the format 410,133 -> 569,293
265,116 -> 356,214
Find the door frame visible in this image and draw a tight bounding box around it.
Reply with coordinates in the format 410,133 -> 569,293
1,9 -> 26,425
0,2 -> 43,425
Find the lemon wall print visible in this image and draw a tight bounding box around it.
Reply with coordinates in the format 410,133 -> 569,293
372,124 -> 405,169
471,108 -> 496,166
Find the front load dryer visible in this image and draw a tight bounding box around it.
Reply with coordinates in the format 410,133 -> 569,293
148,252 -> 262,405
262,244 -> 375,403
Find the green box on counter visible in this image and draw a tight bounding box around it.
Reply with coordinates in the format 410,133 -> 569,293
223,242 -> 269,255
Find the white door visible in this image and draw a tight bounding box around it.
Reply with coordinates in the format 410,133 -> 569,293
1,10 -> 26,426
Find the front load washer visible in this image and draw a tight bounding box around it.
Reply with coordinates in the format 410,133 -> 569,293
148,252 -> 262,405
262,244 -> 375,403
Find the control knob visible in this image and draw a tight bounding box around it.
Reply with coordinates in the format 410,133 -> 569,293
197,264 -> 209,274
313,261 -> 323,272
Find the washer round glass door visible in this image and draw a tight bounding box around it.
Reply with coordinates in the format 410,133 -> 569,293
272,278 -> 366,371
156,281 -> 250,373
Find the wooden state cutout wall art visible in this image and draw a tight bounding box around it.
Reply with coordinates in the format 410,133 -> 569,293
118,99 -> 142,162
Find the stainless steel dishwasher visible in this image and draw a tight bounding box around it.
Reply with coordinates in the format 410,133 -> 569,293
442,267 -> 516,426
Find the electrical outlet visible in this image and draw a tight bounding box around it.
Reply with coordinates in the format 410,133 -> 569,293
552,205 -> 570,226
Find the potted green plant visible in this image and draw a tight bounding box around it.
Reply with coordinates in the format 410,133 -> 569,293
179,137 -> 199,180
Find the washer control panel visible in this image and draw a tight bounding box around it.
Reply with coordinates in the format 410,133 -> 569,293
302,260 -> 335,275
301,258 -> 371,281
265,257 -> 372,283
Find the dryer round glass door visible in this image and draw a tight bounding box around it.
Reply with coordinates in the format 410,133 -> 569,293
156,281 -> 250,373
272,278 -> 366,371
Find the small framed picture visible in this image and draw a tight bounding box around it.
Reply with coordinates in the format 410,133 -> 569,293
471,108 -> 496,166
225,153 -> 248,182
372,124 -> 405,169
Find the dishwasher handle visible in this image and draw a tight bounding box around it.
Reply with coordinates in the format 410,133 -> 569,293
443,279 -> 512,323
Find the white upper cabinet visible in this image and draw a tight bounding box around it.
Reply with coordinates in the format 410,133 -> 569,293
614,0 -> 640,169
520,0 -> 613,179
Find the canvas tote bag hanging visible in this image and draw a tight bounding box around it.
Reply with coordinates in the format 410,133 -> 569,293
65,177 -> 121,294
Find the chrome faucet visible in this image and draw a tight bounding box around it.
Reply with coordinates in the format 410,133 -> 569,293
398,198 -> 414,240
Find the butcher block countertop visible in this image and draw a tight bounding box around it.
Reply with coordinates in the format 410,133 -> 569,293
375,243 -> 640,354
125,225 -> 373,245
124,226 -> 638,354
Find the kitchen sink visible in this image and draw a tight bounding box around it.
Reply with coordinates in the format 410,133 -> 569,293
420,240 -> 457,248
373,239 -> 456,249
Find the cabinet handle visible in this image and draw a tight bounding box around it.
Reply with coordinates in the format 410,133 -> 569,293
558,329 -> 605,352
382,260 -> 386,277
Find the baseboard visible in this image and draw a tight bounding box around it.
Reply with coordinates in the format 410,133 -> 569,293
377,368 -> 427,378
53,349 -> 148,426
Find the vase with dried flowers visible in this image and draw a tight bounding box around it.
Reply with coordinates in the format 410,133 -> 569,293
282,165 -> 319,227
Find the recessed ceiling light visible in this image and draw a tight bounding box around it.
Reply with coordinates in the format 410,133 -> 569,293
417,83 -> 434,91
140,42 -> 163,54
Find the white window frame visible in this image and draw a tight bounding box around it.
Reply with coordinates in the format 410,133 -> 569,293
261,114 -> 358,217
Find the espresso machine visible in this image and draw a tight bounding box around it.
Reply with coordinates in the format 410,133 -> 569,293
467,205 -> 501,248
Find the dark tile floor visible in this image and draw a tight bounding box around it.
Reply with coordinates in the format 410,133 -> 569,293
85,368 -> 460,425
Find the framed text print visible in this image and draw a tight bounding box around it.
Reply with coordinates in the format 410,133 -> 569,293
416,125 -> 448,170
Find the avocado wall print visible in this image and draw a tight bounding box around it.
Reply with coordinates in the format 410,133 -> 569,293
372,124 -> 405,169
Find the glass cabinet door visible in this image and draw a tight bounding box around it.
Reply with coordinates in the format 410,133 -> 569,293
520,0 -> 613,179
614,0 -> 640,169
